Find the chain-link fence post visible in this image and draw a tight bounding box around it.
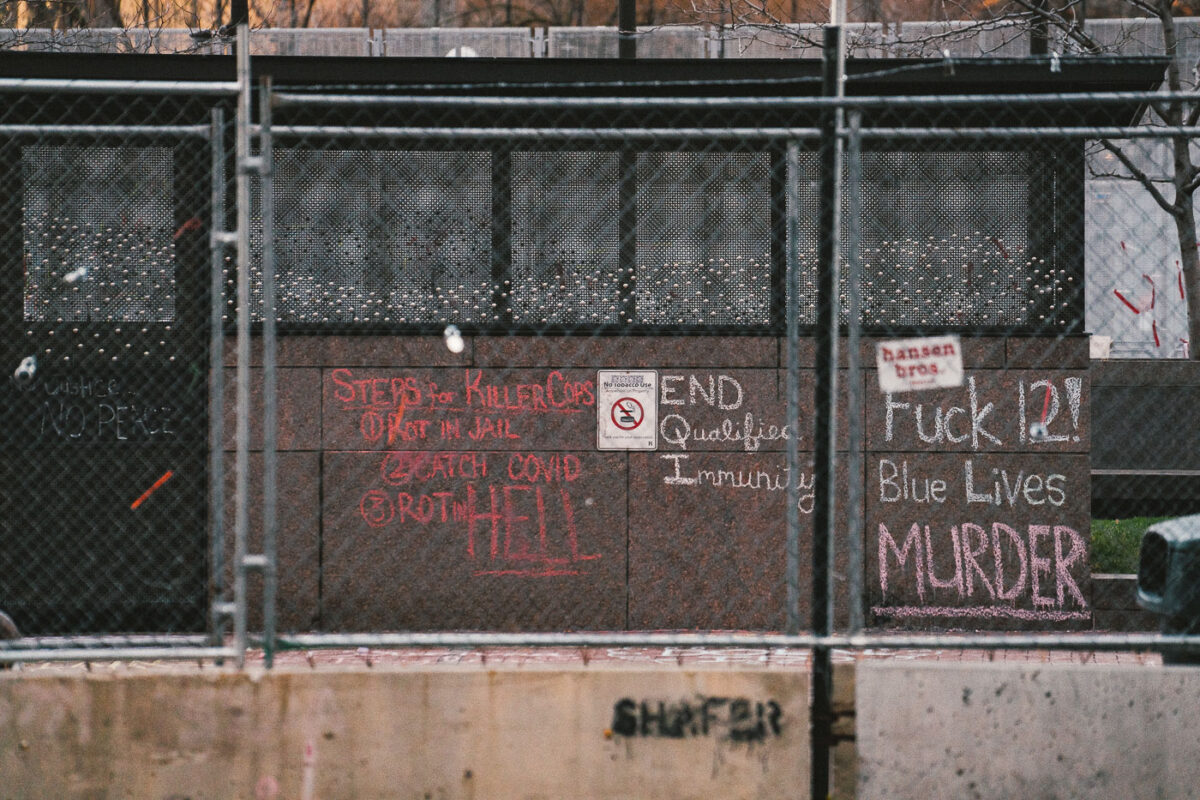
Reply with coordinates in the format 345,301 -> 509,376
812,22 -> 845,800
785,139 -> 803,639
845,108 -> 865,634
259,74 -> 278,668
233,24 -> 254,668
209,106 -> 233,650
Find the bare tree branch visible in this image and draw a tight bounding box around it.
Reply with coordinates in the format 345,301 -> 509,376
1101,137 -> 1181,217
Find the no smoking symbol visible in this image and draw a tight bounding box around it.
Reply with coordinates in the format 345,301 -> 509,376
611,397 -> 644,430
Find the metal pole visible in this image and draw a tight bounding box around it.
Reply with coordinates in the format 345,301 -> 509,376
812,18 -> 844,800
208,107 -> 228,650
845,110 -> 865,634
785,141 -> 802,638
233,23 -> 252,669
619,0 -> 636,59
1030,0 -> 1049,56
259,75 -> 278,669
258,75 -> 278,667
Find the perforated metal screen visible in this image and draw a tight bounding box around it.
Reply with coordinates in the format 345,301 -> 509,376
258,144 -> 1054,332
22,146 -> 177,324
511,150 -> 621,325
636,151 -> 774,326
787,147 -> 1055,328
4,136 -> 211,636
260,148 -> 494,325
859,150 -> 1036,327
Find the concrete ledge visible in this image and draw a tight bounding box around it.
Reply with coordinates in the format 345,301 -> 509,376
857,662 -> 1200,800
0,665 -> 809,800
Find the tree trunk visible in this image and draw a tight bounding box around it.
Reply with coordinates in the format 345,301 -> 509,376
1160,0 -> 1200,357
26,0 -> 56,26
1175,192 -> 1200,357
91,0 -> 123,27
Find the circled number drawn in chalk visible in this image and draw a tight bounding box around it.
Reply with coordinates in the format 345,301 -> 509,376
610,397 -> 644,430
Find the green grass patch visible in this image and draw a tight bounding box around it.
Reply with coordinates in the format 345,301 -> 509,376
1091,517 -> 1170,574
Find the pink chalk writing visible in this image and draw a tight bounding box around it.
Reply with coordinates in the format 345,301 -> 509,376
381,452 -> 489,485
877,520 -> 1088,611
871,606 -> 1090,621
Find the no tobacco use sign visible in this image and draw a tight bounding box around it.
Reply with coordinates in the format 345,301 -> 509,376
596,370 -> 658,450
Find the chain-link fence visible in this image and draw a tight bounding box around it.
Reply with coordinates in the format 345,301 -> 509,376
0,62 -> 240,662
1,30 -> 1200,678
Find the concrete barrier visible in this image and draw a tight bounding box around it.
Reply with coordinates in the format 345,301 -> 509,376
857,662 -> 1200,800
0,665 -> 809,799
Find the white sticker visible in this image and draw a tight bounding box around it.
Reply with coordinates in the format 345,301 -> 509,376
876,335 -> 964,393
596,370 -> 658,450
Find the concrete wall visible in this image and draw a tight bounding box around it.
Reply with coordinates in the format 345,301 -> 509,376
0,665 -> 809,800
228,334 -> 1092,633
857,662 -> 1200,800
8,659 -> 1200,798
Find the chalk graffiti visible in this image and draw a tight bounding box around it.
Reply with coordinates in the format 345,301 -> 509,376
876,458 -> 1067,508
876,520 -> 1088,611
11,371 -> 179,442
660,374 -> 744,410
359,451 -> 601,578
39,399 -> 176,441
883,375 -> 1084,450
329,368 -> 595,448
659,412 -> 794,452
660,453 -> 816,513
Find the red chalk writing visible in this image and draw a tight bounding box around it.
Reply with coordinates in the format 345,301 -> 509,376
360,489 -> 396,528
328,368 -> 596,449
358,450 -> 601,578
330,370 -> 422,409
381,452 -> 489,485
462,369 -> 594,412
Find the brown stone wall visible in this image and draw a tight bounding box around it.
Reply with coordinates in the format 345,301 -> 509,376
224,334 -> 1090,632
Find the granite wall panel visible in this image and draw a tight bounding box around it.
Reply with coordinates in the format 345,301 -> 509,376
222,335 -> 1092,632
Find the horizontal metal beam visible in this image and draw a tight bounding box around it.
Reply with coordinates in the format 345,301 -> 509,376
2,633 -> 1189,662
271,124 -> 823,140
0,648 -> 238,663
275,631 -> 1200,652
0,78 -> 239,95
267,124 -> 1187,141
272,88 -> 1199,110
0,634 -> 212,650
858,126 -> 1200,139
0,124 -> 211,137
